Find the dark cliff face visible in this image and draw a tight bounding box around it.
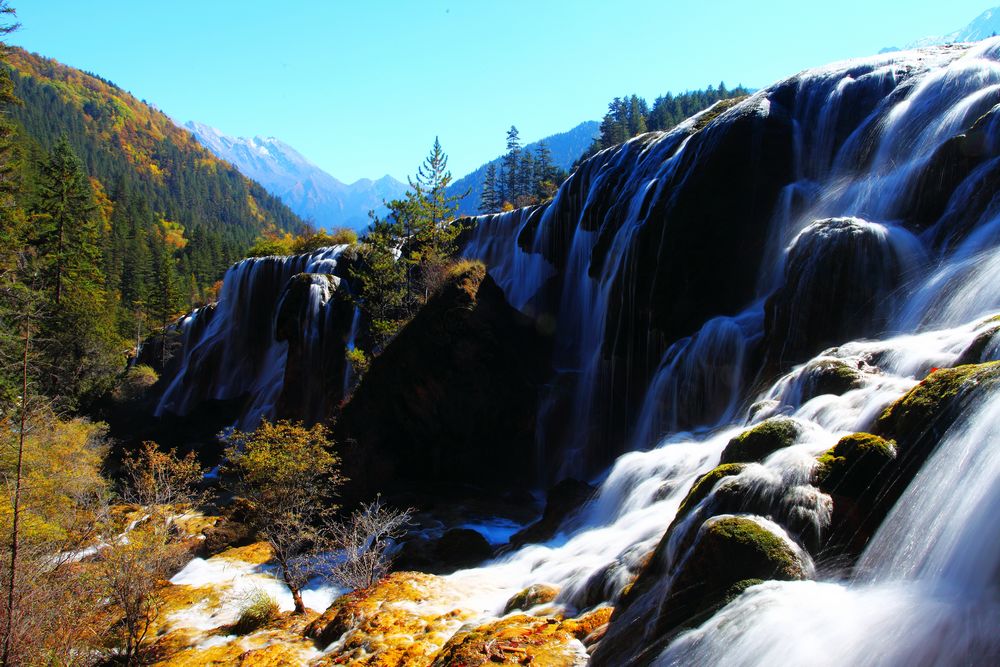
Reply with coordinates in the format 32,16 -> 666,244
333,262 -> 552,502
464,43 -> 1000,479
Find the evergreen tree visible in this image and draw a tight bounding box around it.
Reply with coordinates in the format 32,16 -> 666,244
516,149 -> 535,206
33,136 -> 102,305
502,126 -> 521,206
480,162 -> 500,214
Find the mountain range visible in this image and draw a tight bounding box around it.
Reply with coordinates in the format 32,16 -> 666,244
882,6 -> 1000,52
183,121 -> 407,232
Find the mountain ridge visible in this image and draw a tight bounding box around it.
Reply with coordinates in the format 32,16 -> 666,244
183,121 -> 407,231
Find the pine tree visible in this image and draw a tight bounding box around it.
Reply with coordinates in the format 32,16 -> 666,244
480,162 -> 500,214
33,136 -> 102,305
516,149 -> 535,206
502,126 -> 521,206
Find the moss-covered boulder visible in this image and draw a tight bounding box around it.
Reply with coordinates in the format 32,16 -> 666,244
814,433 -> 896,497
720,417 -> 802,464
799,358 -> 865,401
674,463 -> 747,525
503,583 -> 561,614
812,432 -> 897,561
334,262 -> 552,501
591,516 -> 807,666
876,362 -> 1000,454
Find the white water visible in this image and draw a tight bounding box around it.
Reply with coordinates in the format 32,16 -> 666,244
156,245 -> 350,428
448,41 -> 1000,664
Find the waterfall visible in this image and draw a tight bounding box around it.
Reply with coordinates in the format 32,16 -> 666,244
155,245 -> 352,428
443,40 -> 1000,665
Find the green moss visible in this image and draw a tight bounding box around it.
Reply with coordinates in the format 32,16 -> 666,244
722,578 -> 765,606
702,517 -> 803,577
802,359 -> 863,400
877,362 -> 1000,446
674,463 -> 746,524
814,432 -> 896,496
720,417 -> 802,464
693,96 -> 748,131
503,583 -> 560,614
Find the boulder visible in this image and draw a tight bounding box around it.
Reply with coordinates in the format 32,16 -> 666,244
591,516 -> 807,666
394,528 -> 494,574
334,261 -> 552,501
503,584 -> 561,614
507,478 -> 595,549
762,217 -> 913,370
719,417 -> 802,464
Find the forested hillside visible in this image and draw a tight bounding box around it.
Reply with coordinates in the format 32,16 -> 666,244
0,47 -> 306,413
4,48 -> 304,302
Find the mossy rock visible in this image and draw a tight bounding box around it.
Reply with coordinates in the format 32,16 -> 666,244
954,325 -> 1000,366
876,362 -> 1000,453
814,432 -> 896,497
673,463 -> 747,526
503,583 -> 561,614
721,578 -> 765,606
657,516 -> 806,633
800,359 -> 864,401
720,417 -> 802,464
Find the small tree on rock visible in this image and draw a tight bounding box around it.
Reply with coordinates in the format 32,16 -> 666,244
225,420 -> 345,614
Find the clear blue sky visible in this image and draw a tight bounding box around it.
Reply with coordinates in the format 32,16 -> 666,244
8,1 -> 993,182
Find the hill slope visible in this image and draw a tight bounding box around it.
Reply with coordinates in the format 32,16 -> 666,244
4,48 -> 305,276
184,121 -> 407,231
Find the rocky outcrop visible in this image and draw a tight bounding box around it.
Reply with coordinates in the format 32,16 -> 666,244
507,478 -> 595,549
394,528 -> 494,574
592,516 -> 808,666
763,218 -> 916,370
334,261 -> 552,500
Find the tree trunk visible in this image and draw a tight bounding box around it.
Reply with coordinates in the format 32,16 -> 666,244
2,330 -> 29,666
281,562 -> 305,614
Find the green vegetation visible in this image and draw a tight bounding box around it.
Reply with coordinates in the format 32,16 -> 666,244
479,126 -> 565,212
578,83 -> 753,164
233,589 -> 279,635
351,137 -> 466,353
720,417 -> 802,464
225,419 -> 344,614
245,226 -> 358,258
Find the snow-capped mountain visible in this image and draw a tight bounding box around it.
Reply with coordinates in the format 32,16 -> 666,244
882,6 -> 1000,52
184,121 -> 406,231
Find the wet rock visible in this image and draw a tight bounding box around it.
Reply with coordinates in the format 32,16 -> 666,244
508,478 -> 595,549
431,614 -> 590,667
395,528 -> 494,575
503,583 -> 561,614
763,217 -> 913,370
592,516 -> 807,666
720,417 -> 802,464
812,432 -> 897,561
799,358 -> 865,401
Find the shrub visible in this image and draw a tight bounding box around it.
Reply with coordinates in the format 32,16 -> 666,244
233,589 -> 279,634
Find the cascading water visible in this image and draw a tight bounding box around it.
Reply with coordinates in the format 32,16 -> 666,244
155,245 -> 352,428
445,40 -> 1000,665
